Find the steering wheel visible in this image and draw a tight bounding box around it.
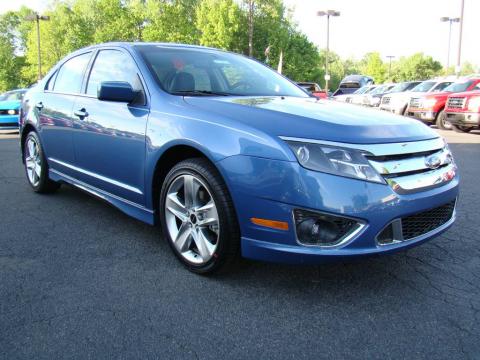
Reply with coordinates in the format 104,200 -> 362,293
230,81 -> 252,90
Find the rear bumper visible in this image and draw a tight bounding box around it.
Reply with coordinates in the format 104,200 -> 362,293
217,155 -> 459,265
446,112 -> 480,127
406,110 -> 437,122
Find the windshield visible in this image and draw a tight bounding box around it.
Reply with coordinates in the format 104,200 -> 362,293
389,82 -> 411,93
136,45 -> 308,97
353,86 -> 369,94
411,81 -> 435,92
444,80 -> 474,93
431,82 -> 453,92
0,91 -> 25,101
370,85 -> 389,95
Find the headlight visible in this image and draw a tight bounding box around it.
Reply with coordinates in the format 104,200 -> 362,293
285,141 -> 385,183
370,97 -> 381,106
467,96 -> 480,111
7,109 -> 16,115
423,98 -> 437,108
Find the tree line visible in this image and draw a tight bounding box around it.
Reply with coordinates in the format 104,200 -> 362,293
0,0 -> 478,93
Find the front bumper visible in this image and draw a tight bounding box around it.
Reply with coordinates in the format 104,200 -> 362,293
406,110 -> 437,122
0,115 -> 20,129
445,112 -> 480,127
379,104 -> 404,115
217,155 -> 459,264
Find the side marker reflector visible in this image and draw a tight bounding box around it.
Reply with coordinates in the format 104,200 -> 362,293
250,217 -> 289,231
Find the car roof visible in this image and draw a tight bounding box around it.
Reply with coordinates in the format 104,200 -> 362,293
73,42 -> 226,54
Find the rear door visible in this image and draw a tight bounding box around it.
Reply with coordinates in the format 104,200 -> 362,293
71,48 -> 149,205
39,52 -> 92,176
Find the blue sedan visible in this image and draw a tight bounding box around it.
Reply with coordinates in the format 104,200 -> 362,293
20,43 -> 458,274
0,89 -> 26,130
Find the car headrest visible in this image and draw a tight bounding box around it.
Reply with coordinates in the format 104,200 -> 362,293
170,72 -> 195,92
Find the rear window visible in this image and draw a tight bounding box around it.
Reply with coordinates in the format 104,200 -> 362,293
340,82 -> 360,89
53,52 -> 91,94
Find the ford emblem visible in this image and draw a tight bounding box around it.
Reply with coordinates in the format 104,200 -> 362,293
425,155 -> 442,170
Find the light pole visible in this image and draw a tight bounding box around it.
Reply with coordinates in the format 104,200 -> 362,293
455,0 -> 465,76
26,13 -> 50,80
317,10 -> 340,93
386,55 -> 395,80
440,16 -> 460,72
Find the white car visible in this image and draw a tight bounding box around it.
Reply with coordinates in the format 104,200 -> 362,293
362,84 -> 395,107
380,79 -> 454,115
334,85 -> 377,104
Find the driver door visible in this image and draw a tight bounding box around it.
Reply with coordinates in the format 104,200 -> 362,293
71,48 -> 149,205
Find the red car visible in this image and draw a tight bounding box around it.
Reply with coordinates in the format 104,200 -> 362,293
444,85 -> 480,132
297,82 -> 328,99
406,77 -> 480,130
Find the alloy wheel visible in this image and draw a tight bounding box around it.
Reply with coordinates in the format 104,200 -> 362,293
165,174 -> 220,264
25,137 -> 42,187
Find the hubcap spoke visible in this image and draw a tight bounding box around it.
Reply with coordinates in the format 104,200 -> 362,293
175,222 -> 192,252
192,228 -> 214,261
183,175 -> 199,209
196,200 -> 219,228
166,192 -> 188,222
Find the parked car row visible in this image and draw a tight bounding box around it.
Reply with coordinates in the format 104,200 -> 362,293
332,74 -> 480,133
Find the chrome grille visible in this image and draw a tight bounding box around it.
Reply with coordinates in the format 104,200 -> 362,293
365,138 -> 456,194
447,97 -> 466,109
409,97 -> 422,109
382,96 -> 391,105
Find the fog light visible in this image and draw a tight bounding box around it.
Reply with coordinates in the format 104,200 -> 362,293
294,209 -> 364,247
7,109 -> 16,115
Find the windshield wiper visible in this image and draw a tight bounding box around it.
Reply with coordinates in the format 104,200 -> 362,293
171,90 -> 232,97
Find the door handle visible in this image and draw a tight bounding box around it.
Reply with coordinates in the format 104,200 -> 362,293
35,102 -> 44,110
74,108 -> 89,119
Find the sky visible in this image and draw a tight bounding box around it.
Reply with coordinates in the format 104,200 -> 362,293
1,0 -> 479,68
283,0 -> 480,68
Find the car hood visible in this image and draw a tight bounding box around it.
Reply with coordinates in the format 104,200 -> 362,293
420,91 -> 453,99
0,100 -> 20,110
387,91 -> 418,101
184,96 -> 438,144
447,90 -> 480,98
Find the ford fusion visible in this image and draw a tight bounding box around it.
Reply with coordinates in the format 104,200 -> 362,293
20,43 -> 459,274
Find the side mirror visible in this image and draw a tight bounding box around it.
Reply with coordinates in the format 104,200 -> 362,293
98,81 -> 136,103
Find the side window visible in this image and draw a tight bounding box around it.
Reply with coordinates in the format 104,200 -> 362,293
474,83 -> 480,91
45,71 -> 57,91
53,52 -> 91,94
86,50 -> 145,104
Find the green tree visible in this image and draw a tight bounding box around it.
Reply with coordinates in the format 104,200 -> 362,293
391,53 -> 442,82
0,8 -> 34,91
142,0 -> 199,43
196,0 -> 242,51
360,52 -> 386,83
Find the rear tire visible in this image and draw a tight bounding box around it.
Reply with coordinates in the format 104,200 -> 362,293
451,124 -> 472,133
23,131 -> 60,193
159,158 -> 240,274
436,110 -> 452,130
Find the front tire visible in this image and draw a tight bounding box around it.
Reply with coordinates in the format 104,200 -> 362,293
436,110 -> 452,130
160,158 -> 240,274
23,131 -> 60,193
452,124 -> 472,133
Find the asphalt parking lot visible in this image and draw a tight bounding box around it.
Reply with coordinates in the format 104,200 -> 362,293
1,129 -> 479,359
